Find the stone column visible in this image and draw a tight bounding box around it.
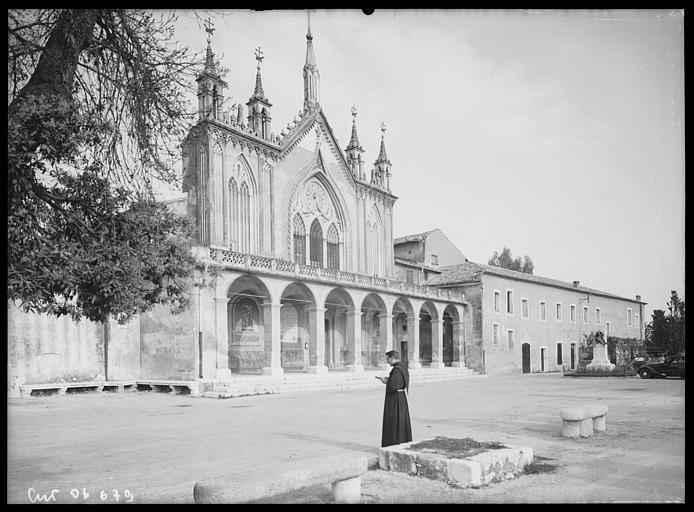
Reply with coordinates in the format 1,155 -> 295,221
261,302 -> 284,377
345,310 -> 364,373
213,297 -> 232,380
430,318 -> 445,369
452,320 -> 466,367
307,307 -> 328,374
407,316 -> 421,370
379,313 -> 394,370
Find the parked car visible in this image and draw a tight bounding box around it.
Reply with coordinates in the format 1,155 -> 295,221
637,356 -> 685,379
627,356 -> 663,371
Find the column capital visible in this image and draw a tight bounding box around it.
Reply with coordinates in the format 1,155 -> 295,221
378,312 -> 394,319
213,296 -> 230,304
306,306 -> 326,314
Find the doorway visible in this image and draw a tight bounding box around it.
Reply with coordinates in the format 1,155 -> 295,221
522,343 -> 531,373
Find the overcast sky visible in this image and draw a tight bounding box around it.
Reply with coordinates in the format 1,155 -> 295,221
168,9 -> 684,320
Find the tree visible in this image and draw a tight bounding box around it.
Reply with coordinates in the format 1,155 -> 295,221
645,291 -> 685,356
8,9 -> 203,324
488,247 -> 534,274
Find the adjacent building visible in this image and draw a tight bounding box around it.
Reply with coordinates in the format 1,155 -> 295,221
394,230 -> 646,375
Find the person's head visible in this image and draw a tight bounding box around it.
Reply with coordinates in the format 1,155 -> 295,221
385,350 -> 400,366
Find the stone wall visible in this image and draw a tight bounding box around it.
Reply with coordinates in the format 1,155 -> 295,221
7,303 -> 105,386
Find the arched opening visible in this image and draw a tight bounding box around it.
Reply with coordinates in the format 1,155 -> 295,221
226,275 -> 272,374
392,297 -> 415,366
323,288 -> 354,369
361,293 -> 387,369
419,302 -> 437,366
279,282 -> 316,372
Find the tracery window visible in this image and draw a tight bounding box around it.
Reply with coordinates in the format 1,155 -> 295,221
327,224 -> 340,270
310,219 -> 323,267
293,214 -> 306,264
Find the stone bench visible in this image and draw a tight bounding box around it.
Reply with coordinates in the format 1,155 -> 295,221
18,381 -> 136,398
193,453 -> 369,504
135,380 -> 201,396
560,404 -> 608,438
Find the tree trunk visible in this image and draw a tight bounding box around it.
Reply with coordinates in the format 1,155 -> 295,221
9,9 -> 99,115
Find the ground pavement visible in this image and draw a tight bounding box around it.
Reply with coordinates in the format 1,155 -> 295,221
7,372 -> 685,504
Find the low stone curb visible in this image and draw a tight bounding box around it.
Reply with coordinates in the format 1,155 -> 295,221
379,440 -> 533,488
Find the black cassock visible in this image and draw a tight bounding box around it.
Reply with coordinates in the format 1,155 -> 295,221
381,361 -> 412,447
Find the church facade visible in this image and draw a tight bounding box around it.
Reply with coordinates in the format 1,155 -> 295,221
164,22 -> 470,379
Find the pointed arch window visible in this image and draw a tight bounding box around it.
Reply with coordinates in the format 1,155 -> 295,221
239,182 -> 251,252
309,219 -> 323,267
293,214 -> 306,264
327,224 -> 340,270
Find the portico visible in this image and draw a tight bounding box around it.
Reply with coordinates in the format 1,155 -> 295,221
199,248 -> 468,379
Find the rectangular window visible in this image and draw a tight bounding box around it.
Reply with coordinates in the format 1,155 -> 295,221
431,254 -> 439,265
570,304 -> 576,323
583,306 -> 589,324
507,330 -> 514,350
405,270 -> 414,284
521,298 -> 529,319
595,307 -> 601,324
492,323 -> 500,347
506,289 -> 514,315
539,301 -> 547,321
557,342 -> 563,365
627,308 -> 633,327
555,302 -> 562,321
493,291 -> 500,313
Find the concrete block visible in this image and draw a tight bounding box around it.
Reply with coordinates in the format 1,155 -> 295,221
332,475 -> 361,504
579,418 -> 594,437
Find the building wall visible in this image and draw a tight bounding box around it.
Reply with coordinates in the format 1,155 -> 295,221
476,274 -> 644,376
424,229 -> 466,267
394,240 -> 424,263
7,303 -> 105,386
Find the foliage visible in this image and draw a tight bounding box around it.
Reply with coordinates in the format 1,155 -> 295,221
488,247 -> 534,274
8,9 -> 200,191
7,9 -> 204,324
645,290 -> 685,356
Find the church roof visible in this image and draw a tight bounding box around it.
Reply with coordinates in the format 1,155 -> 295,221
423,261 -> 646,303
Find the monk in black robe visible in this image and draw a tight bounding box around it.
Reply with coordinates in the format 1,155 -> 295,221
377,350 -> 412,447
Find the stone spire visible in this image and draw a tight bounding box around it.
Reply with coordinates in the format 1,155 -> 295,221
303,10 -> 320,112
344,105 -> 365,180
196,17 -> 227,121
246,46 -> 272,139
372,122 -> 392,191
375,122 -> 390,164
251,46 -> 266,100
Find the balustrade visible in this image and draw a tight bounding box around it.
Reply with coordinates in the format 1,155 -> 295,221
207,248 -> 465,303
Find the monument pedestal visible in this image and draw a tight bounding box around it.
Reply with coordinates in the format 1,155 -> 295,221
586,342 -> 614,371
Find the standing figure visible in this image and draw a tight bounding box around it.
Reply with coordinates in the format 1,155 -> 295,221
377,350 -> 412,447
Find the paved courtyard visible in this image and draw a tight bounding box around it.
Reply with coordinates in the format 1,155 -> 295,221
7,372 -> 685,503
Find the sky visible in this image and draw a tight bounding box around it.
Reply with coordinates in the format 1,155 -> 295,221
166,9 -> 684,320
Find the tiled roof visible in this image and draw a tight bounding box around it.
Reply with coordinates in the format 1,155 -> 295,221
423,261 -> 646,304
393,229 -> 437,245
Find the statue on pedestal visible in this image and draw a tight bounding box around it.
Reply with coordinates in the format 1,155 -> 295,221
586,331 -> 615,371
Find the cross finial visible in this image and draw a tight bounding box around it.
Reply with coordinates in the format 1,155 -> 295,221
204,17 -> 215,43
351,105 -> 357,119
254,46 -> 264,69
381,121 -> 386,135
